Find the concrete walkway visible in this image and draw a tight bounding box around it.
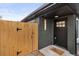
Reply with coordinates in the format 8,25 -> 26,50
19,45 -> 73,56
39,45 -> 73,56
77,44 -> 79,56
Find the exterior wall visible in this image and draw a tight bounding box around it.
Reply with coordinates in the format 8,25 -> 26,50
38,17 -> 54,49
46,18 -> 54,45
67,15 -> 76,55
38,17 -> 46,49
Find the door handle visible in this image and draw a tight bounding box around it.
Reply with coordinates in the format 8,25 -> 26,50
54,37 -> 56,39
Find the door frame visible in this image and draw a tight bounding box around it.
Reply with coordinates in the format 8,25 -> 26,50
53,17 -> 68,50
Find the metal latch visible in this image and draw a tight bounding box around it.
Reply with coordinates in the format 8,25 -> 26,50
17,28 -> 22,32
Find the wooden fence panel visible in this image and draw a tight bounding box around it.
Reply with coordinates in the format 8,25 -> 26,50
0,21 -> 38,56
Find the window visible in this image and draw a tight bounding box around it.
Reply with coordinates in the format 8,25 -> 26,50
56,21 -> 65,27
44,19 -> 46,30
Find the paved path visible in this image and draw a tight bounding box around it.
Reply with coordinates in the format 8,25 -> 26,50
77,44 -> 79,55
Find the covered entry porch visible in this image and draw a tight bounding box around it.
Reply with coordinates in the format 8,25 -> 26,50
22,3 -> 79,55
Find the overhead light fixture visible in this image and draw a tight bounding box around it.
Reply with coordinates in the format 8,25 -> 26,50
54,16 -> 59,18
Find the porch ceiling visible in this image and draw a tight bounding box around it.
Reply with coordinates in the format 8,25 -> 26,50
42,5 -> 74,18
21,3 -> 79,22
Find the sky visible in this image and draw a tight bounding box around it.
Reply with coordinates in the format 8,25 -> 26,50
0,3 -> 43,21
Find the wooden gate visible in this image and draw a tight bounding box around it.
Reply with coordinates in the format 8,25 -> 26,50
0,20 -> 38,56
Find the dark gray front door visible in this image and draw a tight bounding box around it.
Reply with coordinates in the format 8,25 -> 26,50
54,18 -> 67,49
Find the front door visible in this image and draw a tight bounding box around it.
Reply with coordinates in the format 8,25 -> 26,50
54,17 -> 67,49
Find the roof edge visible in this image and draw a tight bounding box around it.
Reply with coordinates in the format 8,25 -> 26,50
21,3 -> 53,22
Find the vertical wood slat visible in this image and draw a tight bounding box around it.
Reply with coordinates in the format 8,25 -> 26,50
32,23 -> 38,51
0,21 -> 38,56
